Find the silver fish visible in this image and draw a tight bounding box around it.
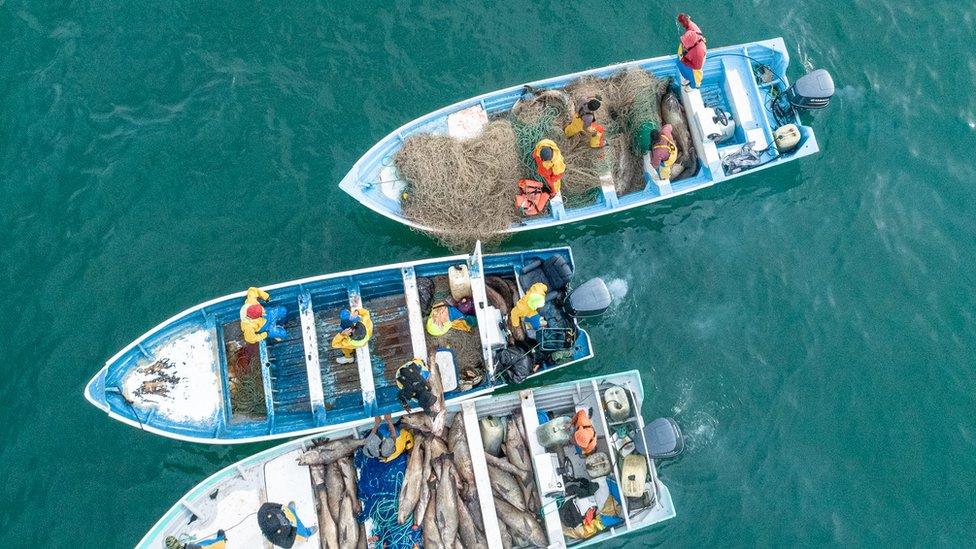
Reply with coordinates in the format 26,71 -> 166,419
479,416 -> 507,456
424,495 -> 445,548
504,417 -> 531,472
660,90 -> 699,180
493,497 -> 547,548
397,436 -> 425,524
487,464 -> 526,511
426,435 -> 450,461
497,518 -> 514,549
449,414 -> 474,484
413,443 -> 434,528
310,466 -> 339,549
435,458 -> 459,544
484,453 -> 529,482
337,458 -> 361,514
325,462 -> 344,520
338,495 -> 359,549
400,412 -> 435,434
456,490 -> 488,549
298,438 -> 365,466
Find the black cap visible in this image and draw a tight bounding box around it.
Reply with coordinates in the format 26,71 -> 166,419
587,98 -> 601,111
540,146 -> 553,161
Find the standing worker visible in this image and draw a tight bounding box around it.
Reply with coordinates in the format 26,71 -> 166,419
510,282 -> 548,330
564,98 -> 606,149
532,139 -> 566,195
395,358 -> 441,415
240,287 -> 287,344
650,124 -> 678,180
331,307 -> 373,364
676,13 -> 707,89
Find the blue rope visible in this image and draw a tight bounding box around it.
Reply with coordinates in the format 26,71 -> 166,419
355,450 -> 424,549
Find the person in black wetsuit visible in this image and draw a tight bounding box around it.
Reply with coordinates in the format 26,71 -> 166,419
395,359 -> 440,415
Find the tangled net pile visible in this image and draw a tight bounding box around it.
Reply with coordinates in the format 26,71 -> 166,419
396,69 -> 668,250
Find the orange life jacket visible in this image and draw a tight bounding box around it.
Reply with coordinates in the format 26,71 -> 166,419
515,179 -> 551,216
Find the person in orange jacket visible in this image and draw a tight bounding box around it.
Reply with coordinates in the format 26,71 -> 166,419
532,139 -> 566,195
239,287 -> 287,344
676,13 -> 707,89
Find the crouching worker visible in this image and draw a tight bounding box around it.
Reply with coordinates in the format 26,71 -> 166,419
363,413 -> 414,462
650,124 -> 678,180
564,97 -> 606,149
331,307 -> 373,364
240,287 -> 287,344
257,501 -> 317,547
165,531 -> 226,549
510,282 -> 548,330
425,301 -> 475,336
396,358 -> 441,415
532,139 -> 566,195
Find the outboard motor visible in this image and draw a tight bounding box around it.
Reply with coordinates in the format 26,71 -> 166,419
565,277 -> 612,318
784,69 -> 835,111
633,417 -> 685,460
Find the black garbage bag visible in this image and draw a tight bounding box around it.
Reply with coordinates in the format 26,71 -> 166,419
417,277 -> 435,316
495,347 -> 534,384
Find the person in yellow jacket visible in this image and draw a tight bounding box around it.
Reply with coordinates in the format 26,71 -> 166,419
510,283 -> 548,330
331,307 -> 373,364
425,301 -> 474,336
532,139 -> 566,195
362,413 -> 415,462
239,287 -> 288,344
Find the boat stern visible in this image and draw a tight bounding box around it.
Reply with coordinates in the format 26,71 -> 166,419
84,367 -> 110,413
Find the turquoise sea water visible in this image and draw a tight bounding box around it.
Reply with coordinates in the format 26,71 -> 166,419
3,0 -> 976,546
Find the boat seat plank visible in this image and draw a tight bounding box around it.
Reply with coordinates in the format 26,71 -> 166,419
298,291 -> 327,425
348,285 -> 376,413
259,341 -> 276,432
401,267 -> 429,360
461,403 -> 503,547
587,379 -> 631,529
519,389 -> 564,546
264,449 -> 320,548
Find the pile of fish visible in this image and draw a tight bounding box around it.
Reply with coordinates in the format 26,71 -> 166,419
298,437 -> 367,549
393,412 -> 488,549
480,414 -> 549,549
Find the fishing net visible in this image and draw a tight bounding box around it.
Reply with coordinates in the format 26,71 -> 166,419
224,327 -> 267,417
395,69 -> 667,247
354,451 -> 423,549
426,276 -> 485,378
397,120 -> 521,250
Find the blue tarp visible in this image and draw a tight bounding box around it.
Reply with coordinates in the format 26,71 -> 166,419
355,448 -> 424,549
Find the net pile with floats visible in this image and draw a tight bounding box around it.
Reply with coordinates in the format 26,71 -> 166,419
395,69 -> 667,249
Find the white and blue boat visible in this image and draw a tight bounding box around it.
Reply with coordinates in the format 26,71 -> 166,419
339,37 -> 831,235
85,244 -> 604,444
135,370 -> 679,549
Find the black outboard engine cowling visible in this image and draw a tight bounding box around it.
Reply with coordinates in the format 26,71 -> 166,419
785,69 -> 835,110
565,277 -> 612,317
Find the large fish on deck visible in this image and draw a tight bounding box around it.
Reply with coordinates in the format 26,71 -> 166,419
660,88 -> 699,180
298,438 -> 365,466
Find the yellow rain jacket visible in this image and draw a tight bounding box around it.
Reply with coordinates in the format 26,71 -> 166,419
425,302 -> 472,336
240,287 -> 271,344
532,139 -> 566,195
510,283 -> 548,327
382,428 -> 415,463
331,307 -> 373,351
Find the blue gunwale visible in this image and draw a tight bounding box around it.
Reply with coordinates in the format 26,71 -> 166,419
85,245 -> 595,444
338,37 -> 821,235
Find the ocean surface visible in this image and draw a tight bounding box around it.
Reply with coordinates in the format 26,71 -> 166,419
3,0 -> 975,546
